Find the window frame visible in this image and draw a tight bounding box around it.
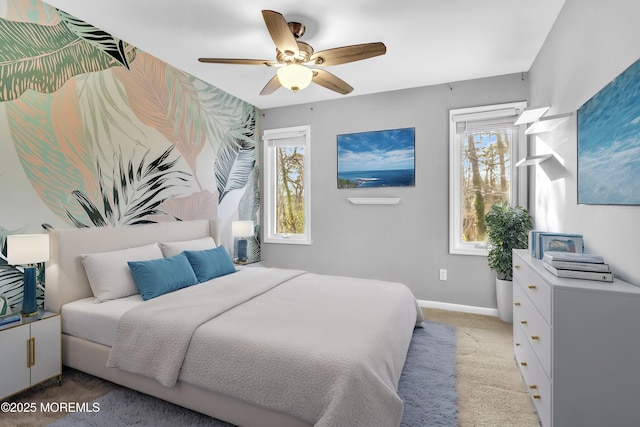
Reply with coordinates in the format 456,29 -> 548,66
262,125 -> 311,245
448,101 -> 528,256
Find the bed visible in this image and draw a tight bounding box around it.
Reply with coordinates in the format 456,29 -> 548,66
44,219 -> 422,427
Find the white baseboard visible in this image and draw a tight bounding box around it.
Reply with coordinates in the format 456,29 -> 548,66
418,299 -> 499,317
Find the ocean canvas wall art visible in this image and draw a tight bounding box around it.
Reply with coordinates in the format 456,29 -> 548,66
577,57 -> 640,205
337,128 -> 415,189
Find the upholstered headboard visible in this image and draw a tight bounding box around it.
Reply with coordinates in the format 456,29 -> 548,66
44,220 -> 217,313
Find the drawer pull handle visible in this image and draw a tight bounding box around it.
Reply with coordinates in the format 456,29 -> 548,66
514,302 -> 521,306
531,335 -> 540,340
527,285 -> 537,290
520,361 -> 527,366
532,395 -> 541,400
27,337 -> 35,368
514,265 -> 521,270
515,342 -> 521,346
529,385 -> 538,390
520,320 -> 528,325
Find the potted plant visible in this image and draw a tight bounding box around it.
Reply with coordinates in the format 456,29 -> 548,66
485,201 -> 533,323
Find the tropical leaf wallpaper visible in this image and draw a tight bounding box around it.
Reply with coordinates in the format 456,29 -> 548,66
0,0 -> 260,311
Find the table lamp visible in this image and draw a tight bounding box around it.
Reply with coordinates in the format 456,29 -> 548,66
232,220 -> 254,264
7,234 -> 50,317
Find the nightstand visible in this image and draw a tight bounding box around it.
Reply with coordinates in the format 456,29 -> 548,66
0,311 -> 61,400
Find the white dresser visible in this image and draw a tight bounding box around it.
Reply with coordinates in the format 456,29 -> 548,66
512,249 -> 640,427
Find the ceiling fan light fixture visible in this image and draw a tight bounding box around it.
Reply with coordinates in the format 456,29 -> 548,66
277,64 -> 313,92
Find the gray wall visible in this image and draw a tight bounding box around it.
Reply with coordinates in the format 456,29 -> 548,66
260,73 -> 528,309
528,0 -> 640,285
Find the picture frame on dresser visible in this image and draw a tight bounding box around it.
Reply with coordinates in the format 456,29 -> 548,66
537,233 -> 584,258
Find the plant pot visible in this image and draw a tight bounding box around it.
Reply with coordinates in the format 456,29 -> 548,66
496,278 -> 513,323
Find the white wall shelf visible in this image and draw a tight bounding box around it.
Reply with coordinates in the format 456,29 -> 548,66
515,154 -> 553,167
514,106 -> 550,125
347,198 -> 401,205
525,113 -> 572,134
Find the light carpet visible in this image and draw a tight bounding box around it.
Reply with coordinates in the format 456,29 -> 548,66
44,321 -> 457,427
425,308 -> 539,427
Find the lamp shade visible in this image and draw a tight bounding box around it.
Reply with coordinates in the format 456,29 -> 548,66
232,221 -> 254,238
277,64 -> 313,91
7,234 -> 50,265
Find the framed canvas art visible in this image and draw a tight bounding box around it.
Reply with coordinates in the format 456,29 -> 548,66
577,57 -> 640,205
337,127 -> 415,189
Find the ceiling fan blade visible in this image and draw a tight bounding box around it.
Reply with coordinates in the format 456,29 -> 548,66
311,69 -> 353,95
309,42 -> 386,66
198,58 -> 276,66
262,10 -> 299,57
260,75 -> 282,95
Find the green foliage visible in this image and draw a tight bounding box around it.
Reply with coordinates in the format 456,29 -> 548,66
338,178 -> 357,188
485,201 -> 533,280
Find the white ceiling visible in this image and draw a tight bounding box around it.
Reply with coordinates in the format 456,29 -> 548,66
43,0 -> 566,110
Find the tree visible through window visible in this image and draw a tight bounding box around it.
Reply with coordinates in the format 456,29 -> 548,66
263,125 -> 311,244
276,146 -> 305,235
462,129 -> 512,242
449,102 -> 526,255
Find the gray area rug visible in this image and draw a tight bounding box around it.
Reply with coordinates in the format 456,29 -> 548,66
49,320 -> 457,427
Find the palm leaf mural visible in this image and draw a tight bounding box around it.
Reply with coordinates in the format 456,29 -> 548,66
65,145 -> 192,227
196,80 -> 249,149
153,190 -> 218,223
215,106 -> 258,202
75,70 -> 148,167
7,0 -> 59,25
114,55 -> 257,191
112,54 -> 207,182
0,16 -> 135,102
0,266 -> 25,310
56,8 -> 133,69
7,84 -> 99,224
238,165 -> 261,262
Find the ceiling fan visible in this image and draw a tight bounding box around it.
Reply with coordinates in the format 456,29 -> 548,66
198,10 -> 386,96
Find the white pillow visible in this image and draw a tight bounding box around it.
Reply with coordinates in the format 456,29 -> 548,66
81,243 -> 164,303
159,237 -> 217,257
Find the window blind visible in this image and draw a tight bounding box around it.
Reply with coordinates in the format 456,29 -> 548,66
453,107 -> 521,134
263,131 -> 307,147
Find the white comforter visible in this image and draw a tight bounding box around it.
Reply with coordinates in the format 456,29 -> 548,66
107,267 -> 420,427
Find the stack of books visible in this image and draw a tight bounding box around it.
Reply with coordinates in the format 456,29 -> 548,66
542,251 -> 613,282
0,311 -> 21,326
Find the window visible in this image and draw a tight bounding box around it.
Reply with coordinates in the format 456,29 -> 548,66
263,125 -> 311,244
449,102 -> 527,255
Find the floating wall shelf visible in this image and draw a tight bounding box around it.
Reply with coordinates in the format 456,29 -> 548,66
514,106 -> 550,125
525,113 -> 572,134
347,198 -> 401,205
515,154 -> 553,167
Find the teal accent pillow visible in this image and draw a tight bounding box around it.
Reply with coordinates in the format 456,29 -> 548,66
184,246 -> 236,282
128,253 -> 198,301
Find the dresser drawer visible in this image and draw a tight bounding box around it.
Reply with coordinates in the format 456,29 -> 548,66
514,283 -> 551,376
513,259 -> 551,323
513,328 -> 551,427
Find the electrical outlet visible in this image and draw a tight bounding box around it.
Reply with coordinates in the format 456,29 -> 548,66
439,269 -> 447,281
